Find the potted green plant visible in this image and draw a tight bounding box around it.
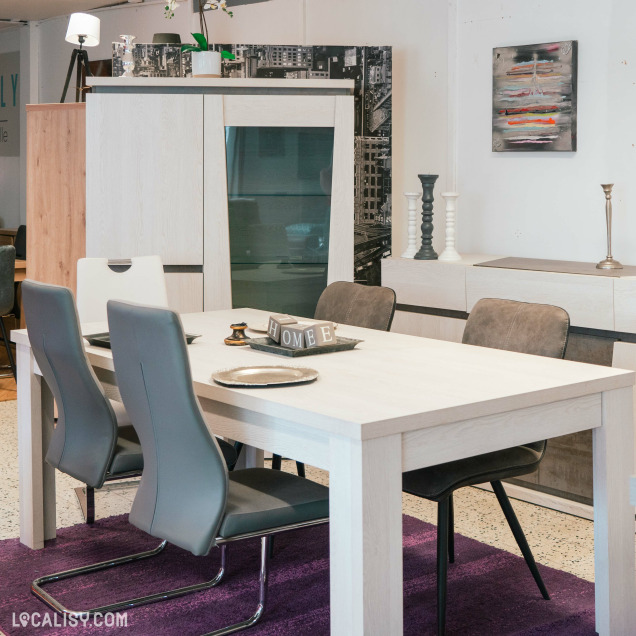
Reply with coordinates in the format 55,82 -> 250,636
165,0 -> 235,77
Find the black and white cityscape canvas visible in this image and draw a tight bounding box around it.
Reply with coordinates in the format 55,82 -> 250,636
112,44 -> 392,284
112,43 -> 191,77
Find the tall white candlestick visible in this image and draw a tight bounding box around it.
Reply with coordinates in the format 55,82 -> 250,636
438,192 -> 461,262
401,192 -> 420,258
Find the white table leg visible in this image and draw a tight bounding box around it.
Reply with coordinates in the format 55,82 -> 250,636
236,445 -> 264,470
593,387 -> 636,635
329,433 -> 403,635
17,343 -> 56,549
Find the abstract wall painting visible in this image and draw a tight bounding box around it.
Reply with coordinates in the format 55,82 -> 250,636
492,40 -> 578,152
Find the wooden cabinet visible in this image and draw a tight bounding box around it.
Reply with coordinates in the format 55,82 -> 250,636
165,272 -> 204,314
86,93 -> 204,265
26,103 -> 86,293
85,79 -> 355,314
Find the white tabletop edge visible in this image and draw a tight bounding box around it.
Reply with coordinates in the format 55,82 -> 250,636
360,373 -> 634,440
12,311 -> 636,441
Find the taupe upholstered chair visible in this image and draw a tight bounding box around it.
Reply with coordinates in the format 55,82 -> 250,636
33,301 -> 329,635
314,280 -> 397,330
402,298 -> 570,636
0,245 -> 16,379
22,280 -> 238,524
272,280 -> 397,477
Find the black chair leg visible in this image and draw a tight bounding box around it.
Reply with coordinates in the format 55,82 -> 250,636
272,455 -> 305,477
231,442 -> 244,471
491,480 -> 549,600
437,497 -> 450,636
448,493 -> 455,564
268,453 -> 281,557
0,317 -> 16,380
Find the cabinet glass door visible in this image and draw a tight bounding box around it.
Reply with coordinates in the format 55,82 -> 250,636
225,126 -> 335,318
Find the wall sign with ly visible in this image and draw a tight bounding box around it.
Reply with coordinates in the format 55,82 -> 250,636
0,51 -> 19,157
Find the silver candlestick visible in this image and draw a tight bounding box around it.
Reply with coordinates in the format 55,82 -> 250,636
596,183 -> 622,270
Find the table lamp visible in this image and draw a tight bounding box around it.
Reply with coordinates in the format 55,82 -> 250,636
61,13 -> 100,103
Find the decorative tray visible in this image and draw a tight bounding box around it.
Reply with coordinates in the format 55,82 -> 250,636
211,365 -> 318,387
247,336 -> 362,357
84,332 -> 201,349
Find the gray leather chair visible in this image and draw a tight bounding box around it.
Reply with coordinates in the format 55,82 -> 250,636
21,280 -> 238,524
272,280 -> 397,477
33,300 -> 329,635
22,280 -> 144,523
0,245 -> 16,379
402,298 -> 570,636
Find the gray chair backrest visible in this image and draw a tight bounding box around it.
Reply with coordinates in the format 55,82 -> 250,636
314,281 -> 396,331
463,298 -> 570,454
463,298 -> 570,358
0,245 -> 16,316
107,300 -> 228,556
21,280 -> 118,488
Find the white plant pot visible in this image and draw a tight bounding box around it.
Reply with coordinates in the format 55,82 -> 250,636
191,50 -> 222,78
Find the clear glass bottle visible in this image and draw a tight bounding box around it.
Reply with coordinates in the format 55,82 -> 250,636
120,35 -> 136,78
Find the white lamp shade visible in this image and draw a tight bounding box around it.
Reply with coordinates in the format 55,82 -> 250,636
65,13 -> 100,47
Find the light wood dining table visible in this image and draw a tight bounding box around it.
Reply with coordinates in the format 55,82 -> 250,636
12,307 -> 636,635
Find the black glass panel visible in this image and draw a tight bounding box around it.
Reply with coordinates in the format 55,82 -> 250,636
226,126 -> 335,318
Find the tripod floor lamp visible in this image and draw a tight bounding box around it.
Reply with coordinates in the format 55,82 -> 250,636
61,13 -> 100,104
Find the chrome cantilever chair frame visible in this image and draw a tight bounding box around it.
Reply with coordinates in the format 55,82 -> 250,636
33,299 -> 328,636
32,517 -> 327,635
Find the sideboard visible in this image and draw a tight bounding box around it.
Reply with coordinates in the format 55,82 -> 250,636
85,78 -> 355,315
382,255 -> 636,517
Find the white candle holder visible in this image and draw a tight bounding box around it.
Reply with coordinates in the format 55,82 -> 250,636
401,192 -> 420,259
438,192 -> 461,262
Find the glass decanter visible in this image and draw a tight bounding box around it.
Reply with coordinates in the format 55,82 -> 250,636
120,35 -> 136,78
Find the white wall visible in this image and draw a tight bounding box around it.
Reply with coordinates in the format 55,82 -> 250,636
456,0 -> 636,263
30,0 -> 450,256
6,0 -> 635,263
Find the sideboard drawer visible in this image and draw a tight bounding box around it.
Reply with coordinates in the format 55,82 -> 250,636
382,257 -> 467,311
466,267 -> 614,330
614,278 -> 636,333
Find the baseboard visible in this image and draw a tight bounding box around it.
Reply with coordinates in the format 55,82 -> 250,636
474,482 -> 594,521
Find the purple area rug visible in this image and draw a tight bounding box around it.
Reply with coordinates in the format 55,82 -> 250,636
0,514 -> 595,635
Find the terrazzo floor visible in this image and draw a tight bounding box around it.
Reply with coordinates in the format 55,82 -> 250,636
0,400 -> 605,582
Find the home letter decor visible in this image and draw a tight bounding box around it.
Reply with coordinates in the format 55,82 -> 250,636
280,324 -> 307,349
304,322 -> 336,348
267,314 -> 297,344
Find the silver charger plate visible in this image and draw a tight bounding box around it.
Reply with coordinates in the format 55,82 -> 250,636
211,365 -> 319,388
